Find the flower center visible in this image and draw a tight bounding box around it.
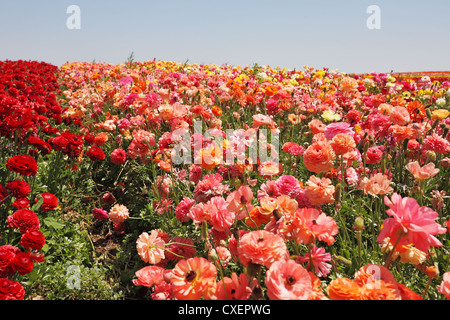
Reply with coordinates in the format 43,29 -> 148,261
186,270 -> 196,282
286,276 -> 296,285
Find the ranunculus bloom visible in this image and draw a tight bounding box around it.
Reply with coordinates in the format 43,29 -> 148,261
6,180 -> 31,198
237,230 -> 289,268
359,173 -> 393,195
165,237 -> 197,262
37,192 -> 58,211
20,230 -> 45,250
132,265 -> 165,287
302,140 -> 336,174
265,259 -> 313,300
389,106 -> 410,126
92,208 -> 109,220
326,277 -> 361,300
438,272 -> 450,300
169,257 -> 217,300
7,209 -> 40,233
110,148 -> 127,165
324,122 -> 354,141
136,230 -> 166,264
213,272 -> 252,300
364,146 -> 383,164
6,155 -> 38,177
175,197 -> 196,222
297,245 -> 332,277
405,161 -> 440,180
86,145 -> 105,161
292,207 -> 339,245
330,133 -> 356,155
207,196 -> 235,231
0,278 -> 25,300
193,173 -> 229,203
423,133 -> 450,154
304,175 -> 335,206
108,204 -> 129,224
12,252 -> 34,275
377,193 -> 447,252
0,245 -> 19,277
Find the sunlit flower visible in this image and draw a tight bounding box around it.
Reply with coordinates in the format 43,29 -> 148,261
136,230 -> 166,264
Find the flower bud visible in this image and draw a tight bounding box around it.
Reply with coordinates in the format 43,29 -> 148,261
353,216 -> 365,231
441,157 -> 450,168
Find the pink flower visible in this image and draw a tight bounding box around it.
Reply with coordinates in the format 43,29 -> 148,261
276,175 -> 301,199
292,207 -> 339,245
208,196 -> 235,232
405,161 -> 440,180
364,146 -> 383,164
324,122 -> 354,141
133,265 -> 165,287
175,197 -> 195,222
265,259 -> 313,300
298,245 -> 332,277
193,173 -> 230,203
423,133 -> 450,154
438,272 -> 450,300
377,193 -> 447,252
257,180 -> 281,201
92,208 -> 109,220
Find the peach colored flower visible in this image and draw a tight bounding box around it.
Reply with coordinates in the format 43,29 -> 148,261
237,230 -> 289,268
302,140 -> 335,174
359,173 -> 393,196
359,280 -> 400,300
195,144 -> 223,171
207,196 -> 236,231
389,106 -> 410,126
169,257 -> 217,300
108,204 -> 129,224
340,76 -> 358,92
438,272 -> 450,300
257,160 -> 283,178
405,161 -> 440,180
213,273 -> 252,300
264,195 -> 299,238
326,277 -> 362,300
354,264 -> 397,287
330,133 -> 356,155
136,230 -> 166,264
389,125 -> 414,141
265,259 -> 313,300
304,175 -> 335,206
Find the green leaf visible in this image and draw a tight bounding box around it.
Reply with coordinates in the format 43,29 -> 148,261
43,217 -> 65,230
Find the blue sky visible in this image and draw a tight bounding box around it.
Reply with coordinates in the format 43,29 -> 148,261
1,0 -> 449,73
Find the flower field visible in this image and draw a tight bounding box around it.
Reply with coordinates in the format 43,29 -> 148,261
1,58 -> 450,300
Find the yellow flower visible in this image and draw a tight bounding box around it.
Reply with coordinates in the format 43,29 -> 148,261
354,125 -> 362,133
322,110 -> 341,122
432,109 -> 450,120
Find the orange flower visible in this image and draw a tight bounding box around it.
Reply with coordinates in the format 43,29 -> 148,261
308,272 -> 328,300
359,281 -> 400,300
308,119 -> 326,135
326,278 -> 362,300
169,257 -> 217,300
389,125 -> 414,141
302,140 -> 336,174
211,105 -> 222,117
245,206 -> 270,228
213,273 -> 252,300
330,133 -> 356,155
304,175 -> 335,205
407,100 -> 426,122
94,132 -> 109,146
237,230 -> 289,268
196,144 -> 223,171
339,76 -> 358,92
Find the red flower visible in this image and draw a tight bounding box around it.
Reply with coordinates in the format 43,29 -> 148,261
5,155 -> 38,177
0,245 -> 20,277
0,185 -> 8,205
86,145 -> 105,161
110,148 -> 127,165
6,180 -> 31,198
37,192 -> 58,211
12,252 -> 34,275
7,209 -> 40,233
0,278 -> 25,300
20,230 -> 45,250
